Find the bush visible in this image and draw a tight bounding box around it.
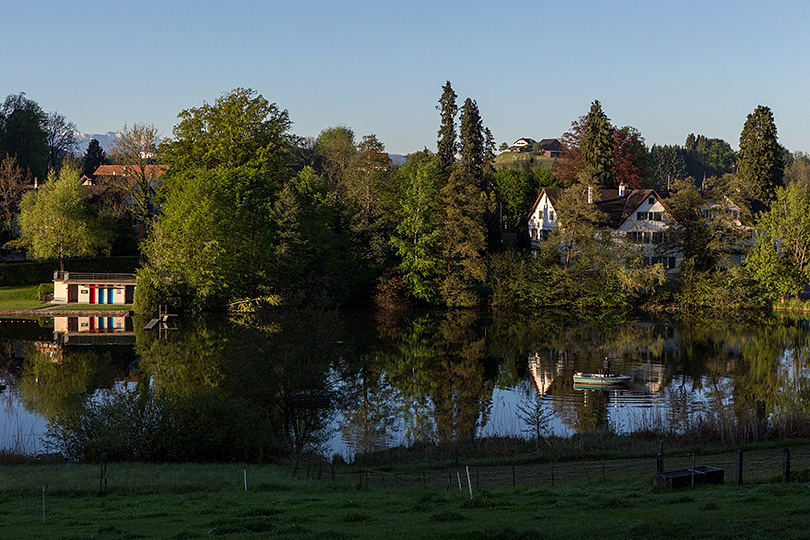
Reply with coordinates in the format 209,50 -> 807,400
37,282 -> 54,301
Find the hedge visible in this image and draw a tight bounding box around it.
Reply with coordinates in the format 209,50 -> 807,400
0,256 -> 140,286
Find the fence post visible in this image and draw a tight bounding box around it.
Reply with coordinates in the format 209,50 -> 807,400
783,448 -> 791,483
736,450 -> 743,486
690,454 -> 695,488
656,453 -> 663,473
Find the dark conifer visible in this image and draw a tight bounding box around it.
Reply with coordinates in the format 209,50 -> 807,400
436,81 -> 458,172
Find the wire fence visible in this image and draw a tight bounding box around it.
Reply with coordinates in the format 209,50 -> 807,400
4,444 -> 810,497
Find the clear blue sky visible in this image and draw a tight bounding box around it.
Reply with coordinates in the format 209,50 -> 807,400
4,0 -> 809,155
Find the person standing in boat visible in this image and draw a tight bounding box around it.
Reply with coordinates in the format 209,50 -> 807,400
602,357 -> 611,377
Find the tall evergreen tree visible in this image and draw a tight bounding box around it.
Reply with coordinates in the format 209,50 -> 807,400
459,98 -> 485,184
737,105 -> 784,202
438,168 -> 486,307
82,139 -> 106,178
580,100 -> 615,187
436,81 -> 458,172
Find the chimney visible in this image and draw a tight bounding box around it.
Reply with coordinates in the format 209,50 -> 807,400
618,183 -> 626,197
587,186 -> 593,204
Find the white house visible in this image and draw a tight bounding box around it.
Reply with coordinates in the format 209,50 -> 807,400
527,185 -> 679,271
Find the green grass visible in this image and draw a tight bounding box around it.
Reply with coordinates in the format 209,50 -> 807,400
3,448 -> 810,539
0,284 -> 48,310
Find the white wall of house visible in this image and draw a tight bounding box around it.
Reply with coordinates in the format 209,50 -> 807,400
617,195 -> 679,270
527,192 -> 558,245
53,281 -> 69,303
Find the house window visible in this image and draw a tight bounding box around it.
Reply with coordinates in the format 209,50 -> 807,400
650,212 -> 662,221
652,232 -> 665,243
648,196 -> 655,205
541,229 -> 550,240
531,228 -> 538,240
549,211 -> 555,221
637,212 -> 648,221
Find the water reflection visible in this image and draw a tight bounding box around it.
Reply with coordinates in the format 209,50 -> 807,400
2,311 -> 810,461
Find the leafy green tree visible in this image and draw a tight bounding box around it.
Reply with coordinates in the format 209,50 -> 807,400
0,93 -> 47,181
141,167 -> 275,311
550,185 -> 606,269
746,182 -> 810,299
580,100 -> 615,187
438,168 -> 486,306
342,134 -> 396,266
17,165 -> 112,272
314,125 -> 356,192
737,105 -> 784,202
436,81 -> 458,172
492,168 -> 538,233
162,87 -> 292,177
82,138 -> 107,178
391,153 -> 444,303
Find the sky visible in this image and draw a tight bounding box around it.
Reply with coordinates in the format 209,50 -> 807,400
3,0 -> 809,156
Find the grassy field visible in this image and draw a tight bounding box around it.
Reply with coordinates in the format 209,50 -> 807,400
3,445 -> 810,539
0,284 -> 47,310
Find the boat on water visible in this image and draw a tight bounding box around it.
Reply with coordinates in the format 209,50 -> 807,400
572,372 -> 631,386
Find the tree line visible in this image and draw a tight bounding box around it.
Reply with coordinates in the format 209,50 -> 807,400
5,86 -> 810,312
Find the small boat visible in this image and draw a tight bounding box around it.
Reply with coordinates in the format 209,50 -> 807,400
573,372 -> 631,386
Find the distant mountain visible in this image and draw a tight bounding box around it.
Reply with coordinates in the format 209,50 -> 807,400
73,131 -> 120,155
388,154 -> 406,165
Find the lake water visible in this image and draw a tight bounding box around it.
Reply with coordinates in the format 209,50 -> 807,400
1,309 -> 808,461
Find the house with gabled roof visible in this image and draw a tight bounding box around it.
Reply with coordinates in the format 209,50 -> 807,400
527,184 -> 679,271
535,138 -> 566,158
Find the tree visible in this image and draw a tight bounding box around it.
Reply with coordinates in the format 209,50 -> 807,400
436,81 -> 458,172
110,123 -> 161,229
553,115 -> 586,186
342,134 -> 395,266
737,105 -> 784,202
82,139 -> 107,179
314,125 -> 356,192
438,168 -> 486,306
391,153 -> 444,303
0,155 -> 30,238
580,100 -> 615,187
549,185 -> 606,268
612,126 -> 648,188
161,87 -> 292,177
17,165 -> 112,272
0,93 -> 48,182
649,144 -> 688,190
45,111 -> 78,173
459,98 -> 485,184
783,151 -> 810,186
746,182 -> 810,299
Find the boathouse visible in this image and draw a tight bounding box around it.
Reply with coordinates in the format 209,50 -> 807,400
52,271 -> 136,305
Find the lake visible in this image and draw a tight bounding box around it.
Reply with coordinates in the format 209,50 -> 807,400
1,309 -> 808,461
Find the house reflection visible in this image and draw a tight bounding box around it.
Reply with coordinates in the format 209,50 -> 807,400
53,316 -> 136,346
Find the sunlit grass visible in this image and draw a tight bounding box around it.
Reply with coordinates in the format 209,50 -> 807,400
0,284 -> 48,310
